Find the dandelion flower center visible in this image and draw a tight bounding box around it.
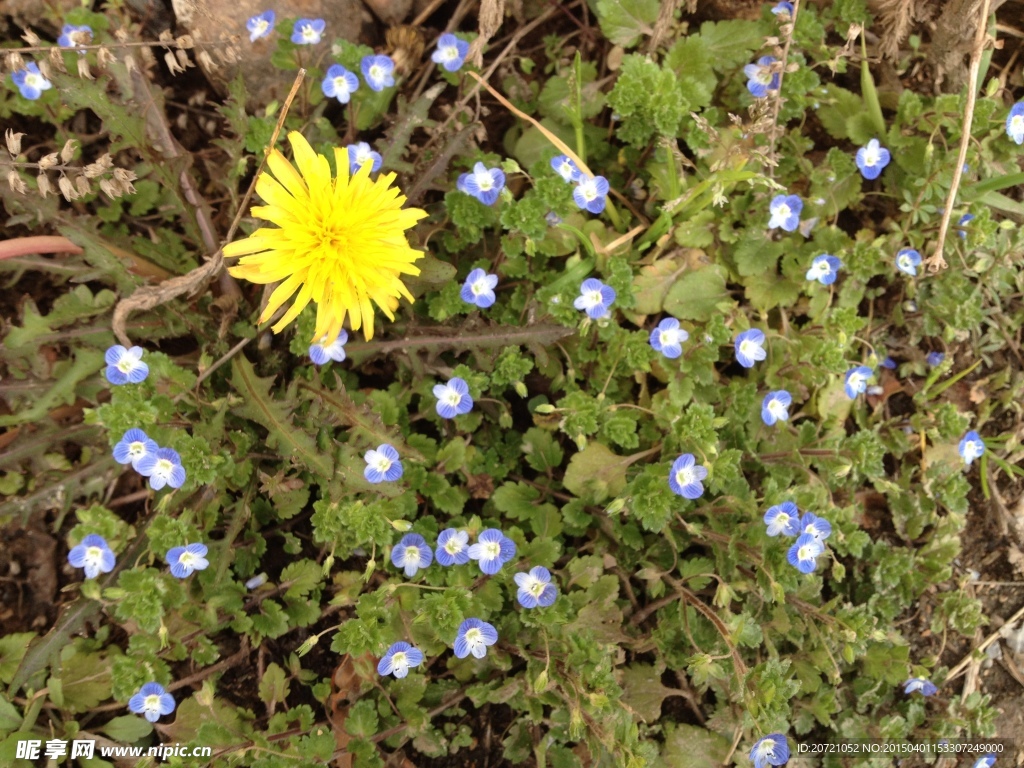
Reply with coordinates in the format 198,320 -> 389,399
223,131 -> 427,343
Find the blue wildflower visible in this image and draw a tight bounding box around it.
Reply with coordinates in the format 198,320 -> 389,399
545,211 -> 562,226
844,366 -> 873,398
764,502 -> 801,537
926,351 -> 945,366
435,528 -> 470,566
104,345 -> 149,385
959,430 -> 985,466
668,454 -> 708,499
855,138 -> 891,180
377,641 -> 424,678
166,543 -> 209,578
309,331 -> 348,365
903,677 -> 938,696
743,56 -> 780,97
136,447 -> 186,490
361,54 -> 396,91
391,533 -> 432,577
514,566 -> 558,608
957,213 -> 974,239
431,33 -> 469,72
572,174 -> 610,214
573,278 -> 616,319
895,248 -> 921,276
1006,101 -> 1024,144
649,318 -> 689,359
433,377 -> 473,419
67,534 -> 116,579
245,11 -> 275,42
57,24 -> 93,52
550,154 -> 581,182
322,64 -> 359,103
453,618 -> 498,659
735,328 -> 767,368
364,444 -> 403,483
468,528 -> 517,575
787,533 -> 824,574
770,2 -> 794,16
291,18 -> 325,45
347,142 -> 382,174
245,573 -> 268,590
880,356 -> 897,369
128,682 -> 175,723
457,161 -> 505,205
972,754 -> 997,768
761,390 -> 792,426
113,428 -> 159,472
749,733 -> 791,768
798,512 -> 832,541
806,254 -> 841,285
11,63 -> 52,100
460,268 -> 499,308
768,194 -> 802,231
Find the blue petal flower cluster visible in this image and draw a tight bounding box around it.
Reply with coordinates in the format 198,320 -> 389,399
58,23 -> 93,52
574,278 -> 616,319
735,328 -> 767,368
113,429 -> 187,490
806,254 -> 841,285
761,390 -> 792,426
768,194 -> 802,231
461,268 -> 499,308
167,543 -> 209,578
128,682 -> 175,722
855,138 -> 891,180
11,63 -> 52,100
959,430 -> 985,466
649,318 -> 688,359
105,345 -> 149,385
844,366 -> 874,399
764,503 -> 831,573
431,33 -> 470,72
364,443 -> 403,483
346,142 -> 383,174
895,248 -> 921,276
67,534 -> 116,579
749,733 -> 790,768
292,18 -> 326,45
309,330 -> 348,365
744,56 -> 780,97
668,454 -> 708,499
320,54 -> 398,103
903,677 -> 938,696
433,377 -> 474,418
457,161 -> 506,205
246,10 -> 275,42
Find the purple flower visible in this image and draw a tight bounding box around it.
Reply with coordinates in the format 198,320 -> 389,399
798,512 -> 831,541
453,618 -> 498,659
457,162 -> 505,205
649,318 -> 688,359
572,174 -> 610,214
377,641 -> 424,678
433,377 -> 473,419
391,533 -> 433,577
166,543 -> 209,578
309,330 -> 348,365
68,534 -> 116,579
322,64 -> 359,104
292,18 -> 325,45
245,11 -> 275,42
806,254 -> 841,285
431,33 -> 469,72
896,248 -> 921,276
57,24 -> 93,52
514,566 -> 558,608
1006,101 -> 1024,144
104,345 -> 149,385
770,2 -> 794,17
11,63 -> 52,100
734,328 -> 767,368
926,351 -> 945,366
347,142 -> 382,174
743,56 -> 779,98
787,533 -> 823,573
550,154 -> 581,182
768,194 -> 802,231
364,444 -> 403,483
128,682 -> 175,722
903,677 -> 938,696
750,733 -> 790,768
855,138 -> 891,180
761,390 -> 792,426
764,502 -> 800,537
668,453 -> 707,499
844,366 -> 873,399
136,447 -> 187,490
435,528 -> 470,566
957,213 -> 974,239
113,428 -> 159,472
573,278 -> 616,319
361,54 -> 396,91
959,430 -> 985,466
468,528 -> 516,575
460,268 -> 499,308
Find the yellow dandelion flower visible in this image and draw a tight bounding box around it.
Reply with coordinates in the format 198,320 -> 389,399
223,131 -> 427,342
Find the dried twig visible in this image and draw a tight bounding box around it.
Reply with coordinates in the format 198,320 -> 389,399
945,602 -> 1024,682
925,0 -> 993,273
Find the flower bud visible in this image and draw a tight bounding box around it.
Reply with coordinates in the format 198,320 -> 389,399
533,403 -> 555,414
513,381 -> 528,398
390,519 -> 412,532
245,573 -> 268,590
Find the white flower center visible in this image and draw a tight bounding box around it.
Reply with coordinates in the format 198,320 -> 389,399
483,541 -> 501,559
774,203 -> 790,219
374,455 -> 392,473
898,255 -> 912,270
441,45 -> 458,61
557,160 -> 574,179
391,651 -> 408,669
849,373 -> 865,391
675,467 -> 694,487
444,539 -> 462,555
117,357 -> 134,373
585,289 -> 603,307
775,513 -> 791,528
756,68 -> 773,85
476,172 -> 494,191
756,739 -> 778,759
579,181 -> 598,201
25,73 -> 43,88
403,545 -> 420,565
964,442 -> 982,460
253,19 -> 268,35
144,694 -> 162,712
444,390 -> 462,407
334,76 -> 349,93
156,459 -> 173,475
862,145 -> 880,166
179,551 -> 196,567
464,628 -> 482,646
797,544 -> 816,561
128,441 -> 146,458
528,579 -> 545,597
768,399 -> 787,418
1012,115 -> 1024,132
370,65 -> 384,82
85,546 -> 103,566
740,339 -> 758,357
471,279 -> 485,295
301,25 -> 317,42
660,328 -> 679,346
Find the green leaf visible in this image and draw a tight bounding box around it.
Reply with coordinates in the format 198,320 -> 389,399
100,715 -> 153,743
280,560 -> 323,600
259,662 -> 291,707
618,664 -> 680,722
521,428 -> 565,472
662,264 -> 732,322
0,349 -> 104,428
696,20 -> 767,72
816,85 -> 863,140
660,723 -> 732,767
0,634 -> 34,685
230,357 -> 334,478
562,442 -> 628,503
595,0 -> 660,48
745,271 -> 802,312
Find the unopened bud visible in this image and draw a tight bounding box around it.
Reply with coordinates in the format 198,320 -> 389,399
574,433 -> 587,451
533,404 -> 555,414
390,519 -> 412,532
296,635 -> 319,657
5,129 -> 24,156
245,573 -> 268,590
513,381 -> 528,398
605,498 -> 626,515
363,559 -> 376,581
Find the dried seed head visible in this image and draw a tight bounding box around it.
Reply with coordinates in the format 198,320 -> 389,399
114,28 -> 128,43
38,153 -> 60,171
99,177 -> 119,199
5,129 -> 25,156
140,46 -> 156,68
75,174 -> 91,196
83,153 -> 113,178
77,57 -> 94,80
98,46 -> 115,66
164,51 -> 184,75
196,49 -> 216,72
6,52 -> 25,72
113,167 -> 137,195
124,53 -> 138,73
60,139 -> 77,164
7,170 -> 27,194
36,59 -> 52,79
49,46 -> 68,73
58,175 -> 78,201
21,29 -> 41,46
175,49 -> 191,70
159,29 -> 174,45
37,173 -> 52,198
176,35 -> 194,50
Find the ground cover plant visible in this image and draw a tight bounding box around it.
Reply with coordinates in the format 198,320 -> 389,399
2,0 -> 1024,766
